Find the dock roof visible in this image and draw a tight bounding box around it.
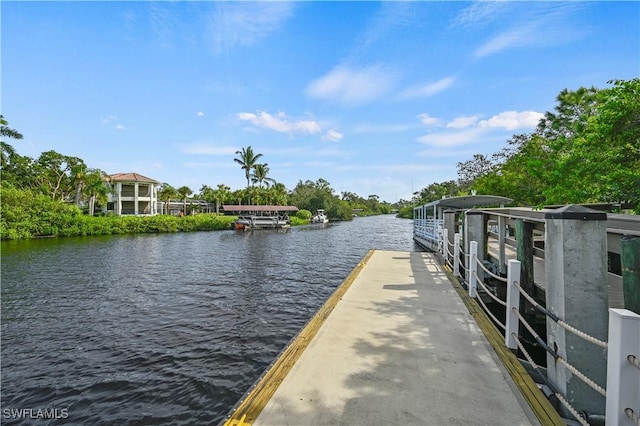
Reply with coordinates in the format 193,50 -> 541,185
421,194 -> 512,210
222,205 -> 299,212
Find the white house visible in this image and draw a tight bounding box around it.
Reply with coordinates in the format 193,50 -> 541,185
106,173 -> 160,216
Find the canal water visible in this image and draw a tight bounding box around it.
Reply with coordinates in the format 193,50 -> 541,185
1,215 -> 416,425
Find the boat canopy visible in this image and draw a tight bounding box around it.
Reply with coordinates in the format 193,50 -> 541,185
222,205 -> 299,213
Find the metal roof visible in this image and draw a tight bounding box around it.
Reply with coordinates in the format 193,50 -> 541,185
222,205 -> 299,212
419,195 -> 513,210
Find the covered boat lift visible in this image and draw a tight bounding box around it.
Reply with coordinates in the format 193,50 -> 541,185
222,205 -> 299,230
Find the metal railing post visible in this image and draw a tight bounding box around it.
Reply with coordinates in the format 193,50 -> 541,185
469,241 -> 478,298
606,308 -> 640,426
454,233 -> 461,278
505,259 -> 521,349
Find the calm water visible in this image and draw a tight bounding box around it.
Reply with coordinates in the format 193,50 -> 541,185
1,215 -> 416,425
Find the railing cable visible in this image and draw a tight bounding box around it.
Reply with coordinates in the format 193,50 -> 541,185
626,408 -> 640,426
512,308 -> 606,397
628,354 -> 640,371
475,290 -> 506,330
513,282 -> 608,349
475,255 -> 506,282
511,332 -> 590,426
473,270 -> 506,307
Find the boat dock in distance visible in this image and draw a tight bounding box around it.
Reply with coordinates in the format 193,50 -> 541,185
223,250 -> 558,425
223,205 -> 298,231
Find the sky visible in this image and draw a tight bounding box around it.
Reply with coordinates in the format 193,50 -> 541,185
2,1 -> 639,203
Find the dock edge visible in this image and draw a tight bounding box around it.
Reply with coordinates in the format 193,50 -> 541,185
221,249 -> 376,426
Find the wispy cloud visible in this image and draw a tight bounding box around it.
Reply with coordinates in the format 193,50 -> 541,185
399,76 -> 456,100
197,111 -> 205,117
181,144 -> 237,155
237,111 -> 321,135
478,111 -> 543,130
352,123 -> 413,134
322,129 -> 344,142
472,3 -> 588,59
447,115 -> 478,129
417,110 -> 543,147
418,113 -> 443,127
208,2 -> 294,53
451,1 -> 510,30
306,64 -> 398,106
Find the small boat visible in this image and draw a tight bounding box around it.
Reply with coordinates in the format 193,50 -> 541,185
311,209 -> 329,224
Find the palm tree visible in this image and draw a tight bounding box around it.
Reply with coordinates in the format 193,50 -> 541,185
158,183 -> 178,215
83,169 -> 109,216
176,185 -> 193,215
234,146 -> 263,189
251,163 -> 276,188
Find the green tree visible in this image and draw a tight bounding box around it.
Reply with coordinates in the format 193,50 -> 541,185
234,146 -> 263,189
251,163 -> 276,188
176,185 -> 193,215
158,183 -> 178,215
83,169 -> 109,216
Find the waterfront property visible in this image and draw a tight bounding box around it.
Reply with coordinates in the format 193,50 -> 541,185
106,172 -> 160,216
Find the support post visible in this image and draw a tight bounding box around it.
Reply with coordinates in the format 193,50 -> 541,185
442,227 -> 448,263
498,215 -> 506,274
544,205 -> 608,416
505,259 -> 521,349
621,236 -> 640,315
454,233 -> 461,278
466,210 -> 486,285
605,308 -> 640,426
469,241 -> 478,298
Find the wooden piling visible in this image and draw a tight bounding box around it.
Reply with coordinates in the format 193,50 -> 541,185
621,235 -> 640,315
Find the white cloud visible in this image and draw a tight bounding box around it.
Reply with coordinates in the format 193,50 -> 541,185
418,113 -> 443,127
352,123 -> 412,133
237,111 -> 321,135
447,115 -> 479,129
399,77 -> 455,99
306,65 -> 398,106
182,144 -> 237,155
208,2 -> 295,53
322,129 -> 344,142
197,111 -> 205,117
115,124 -> 126,131
101,115 -> 118,125
478,111 -> 543,130
451,2 -> 509,30
417,127 -> 487,147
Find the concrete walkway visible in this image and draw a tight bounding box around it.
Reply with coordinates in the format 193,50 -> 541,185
253,250 -> 539,426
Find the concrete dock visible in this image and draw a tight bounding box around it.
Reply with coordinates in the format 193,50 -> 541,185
224,250 -> 553,426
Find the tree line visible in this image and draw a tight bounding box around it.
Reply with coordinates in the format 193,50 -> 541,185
0,120 -> 395,238
398,78 -> 639,217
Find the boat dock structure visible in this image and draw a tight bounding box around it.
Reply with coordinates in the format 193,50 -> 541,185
222,199 -> 640,426
222,250 -> 558,426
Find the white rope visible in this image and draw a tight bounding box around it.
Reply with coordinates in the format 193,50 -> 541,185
626,408 -> 640,426
512,308 -> 606,398
556,357 -> 606,397
628,354 -> 640,371
513,282 -> 608,349
446,245 -> 453,258
511,333 -> 590,426
473,270 -> 507,307
557,319 -> 608,349
475,288 -> 506,330
474,255 -> 506,282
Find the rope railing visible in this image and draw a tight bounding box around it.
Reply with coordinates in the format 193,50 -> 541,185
474,254 -> 506,283
511,332 -> 590,426
628,354 -> 640,371
475,289 -> 506,330
512,282 -> 608,349
626,408 -> 640,426
472,270 -> 506,307
512,308 -> 607,398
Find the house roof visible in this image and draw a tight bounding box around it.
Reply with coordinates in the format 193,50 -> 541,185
107,173 -> 160,184
222,205 -> 299,212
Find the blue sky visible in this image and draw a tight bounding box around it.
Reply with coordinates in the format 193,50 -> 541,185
2,1 -> 639,203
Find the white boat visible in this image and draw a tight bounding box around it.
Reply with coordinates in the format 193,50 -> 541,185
311,209 -> 329,224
